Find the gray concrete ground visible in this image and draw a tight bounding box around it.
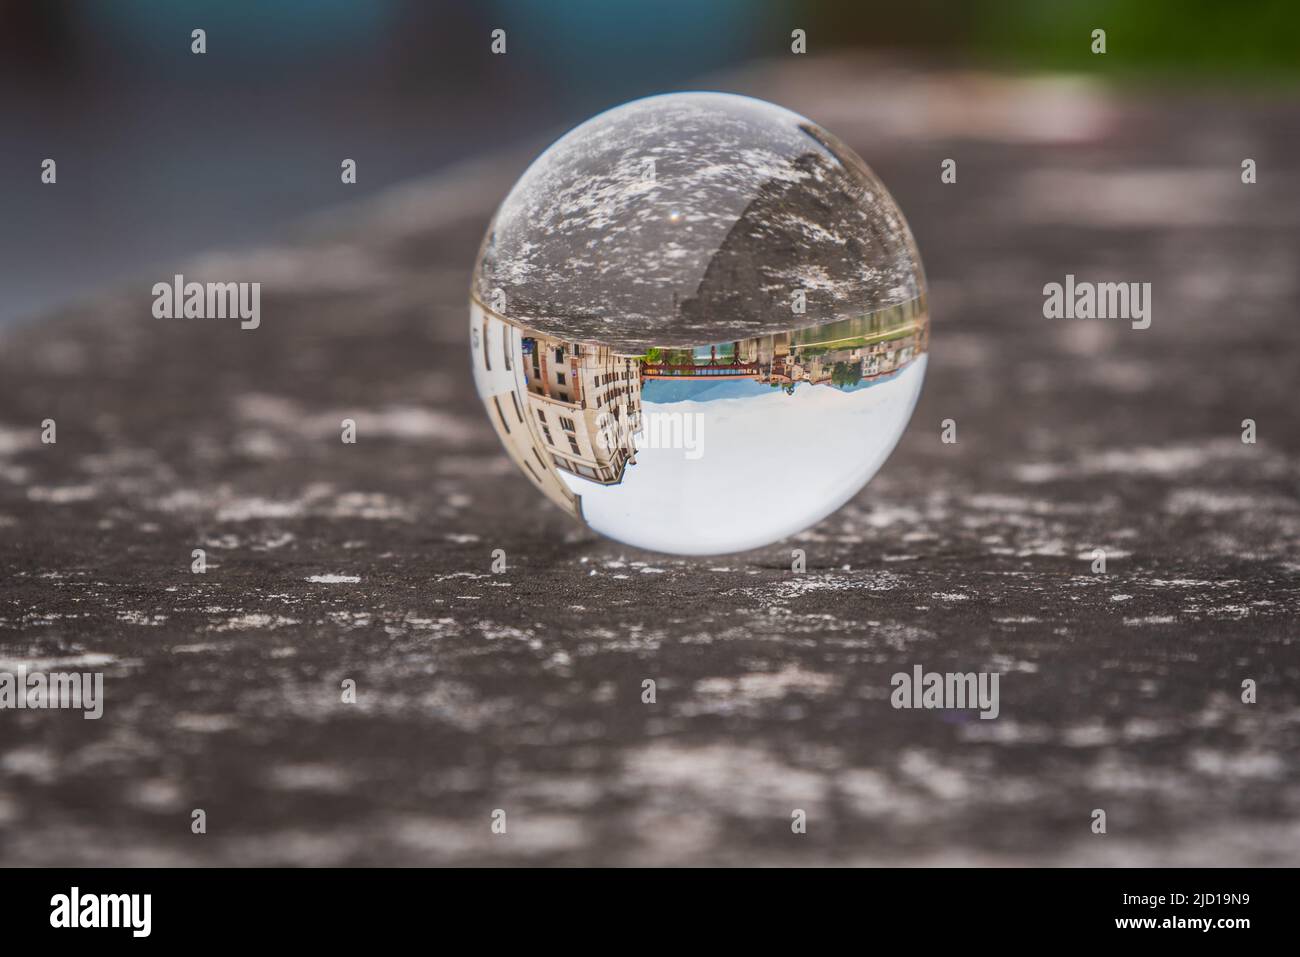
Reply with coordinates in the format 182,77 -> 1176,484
1,60 -> 1298,865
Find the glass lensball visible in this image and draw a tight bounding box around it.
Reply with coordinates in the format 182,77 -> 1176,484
470,92 -> 929,555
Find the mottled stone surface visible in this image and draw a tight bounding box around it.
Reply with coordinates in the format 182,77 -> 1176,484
1,60 -> 1299,865
474,91 -> 923,351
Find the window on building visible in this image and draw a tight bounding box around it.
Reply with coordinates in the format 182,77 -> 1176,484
559,416 -> 575,432
542,426 -> 554,445
556,372 -> 566,385
569,438 -> 580,455
554,348 -> 564,364
536,408 -> 546,422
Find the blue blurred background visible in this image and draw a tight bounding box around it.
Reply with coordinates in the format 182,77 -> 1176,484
2,0 -> 1296,326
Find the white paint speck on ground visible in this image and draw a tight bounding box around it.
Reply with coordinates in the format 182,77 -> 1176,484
216,614 -> 301,631
27,485 -> 98,503
0,653 -> 116,670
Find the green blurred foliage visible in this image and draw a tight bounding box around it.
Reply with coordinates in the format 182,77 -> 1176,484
974,0 -> 1300,81
803,0 -> 1300,83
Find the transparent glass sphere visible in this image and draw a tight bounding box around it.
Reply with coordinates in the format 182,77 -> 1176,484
470,92 -> 928,555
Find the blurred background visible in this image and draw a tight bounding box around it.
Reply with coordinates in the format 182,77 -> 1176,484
3,0 -> 1298,326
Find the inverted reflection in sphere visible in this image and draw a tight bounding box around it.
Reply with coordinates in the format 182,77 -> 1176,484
471,93 -> 929,555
